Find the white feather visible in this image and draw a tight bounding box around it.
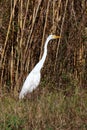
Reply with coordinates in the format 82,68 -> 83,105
19,35 -> 61,99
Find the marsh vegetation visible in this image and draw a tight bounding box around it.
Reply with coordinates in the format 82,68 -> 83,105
0,0 -> 87,129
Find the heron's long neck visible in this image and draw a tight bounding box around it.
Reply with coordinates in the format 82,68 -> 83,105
40,39 -> 48,66
35,38 -> 50,71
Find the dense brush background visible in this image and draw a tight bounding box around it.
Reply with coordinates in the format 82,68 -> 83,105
0,0 -> 87,130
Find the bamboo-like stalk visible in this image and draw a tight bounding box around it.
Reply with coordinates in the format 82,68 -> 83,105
19,1 -> 23,52
11,45 -> 14,91
15,0 -> 30,91
10,0 -> 14,91
0,0 -> 17,90
54,0 -> 69,72
0,0 -> 17,67
20,0 -> 23,74
78,43 -> 84,86
74,48 -> 78,80
71,1 -> 77,27
20,0 -> 30,48
52,0 -> 61,32
24,0 -> 42,72
39,0 -> 51,60
52,0 -> 55,31
21,0 -> 30,71
25,0 -> 42,53
16,0 -> 21,86
15,0 -> 23,90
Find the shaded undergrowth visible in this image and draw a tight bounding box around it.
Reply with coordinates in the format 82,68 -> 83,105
0,85 -> 87,130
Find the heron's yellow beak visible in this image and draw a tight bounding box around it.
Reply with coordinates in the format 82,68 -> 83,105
53,35 -> 61,39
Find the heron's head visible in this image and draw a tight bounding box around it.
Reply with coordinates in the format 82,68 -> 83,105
48,34 -> 61,41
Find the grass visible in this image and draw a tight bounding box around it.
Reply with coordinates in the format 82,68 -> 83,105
0,85 -> 87,130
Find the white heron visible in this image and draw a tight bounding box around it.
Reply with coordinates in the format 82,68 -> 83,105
19,34 -> 61,99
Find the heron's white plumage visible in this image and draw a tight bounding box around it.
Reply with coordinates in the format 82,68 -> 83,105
19,34 -> 61,99
19,69 -> 40,99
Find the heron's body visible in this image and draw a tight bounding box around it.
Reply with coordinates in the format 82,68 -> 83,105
19,35 -> 60,99
19,69 -> 40,99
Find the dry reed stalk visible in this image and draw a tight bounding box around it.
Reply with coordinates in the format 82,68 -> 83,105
74,48 -> 78,80
22,0 -> 30,71
10,0 -> 15,91
0,0 -> 17,90
0,0 -> 17,89
11,45 -> 14,91
15,0 -> 30,91
20,0 -> 30,47
53,0 -> 55,30
0,0 -> 17,67
77,43 -> 84,86
24,0 -> 42,72
71,1 -> 77,27
19,0 -> 23,48
20,0 -> 23,74
16,0 -> 21,85
52,0 -> 61,33
25,0 -> 42,53
15,0 -> 23,91
39,0 -> 51,60
54,0 -> 69,72
79,48 -> 83,86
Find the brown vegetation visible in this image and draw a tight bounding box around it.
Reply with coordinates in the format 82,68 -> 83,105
0,0 -> 87,129
0,0 -> 87,92
0,87 -> 87,130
